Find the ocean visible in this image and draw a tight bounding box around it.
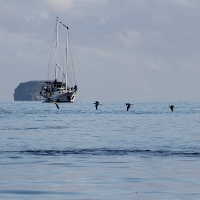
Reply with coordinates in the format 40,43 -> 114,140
0,101 -> 200,199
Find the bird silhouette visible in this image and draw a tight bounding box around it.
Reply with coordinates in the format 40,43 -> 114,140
126,103 -> 133,111
53,102 -> 59,109
0,108 -> 5,111
94,101 -> 102,110
46,97 -> 60,109
169,105 -> 174,112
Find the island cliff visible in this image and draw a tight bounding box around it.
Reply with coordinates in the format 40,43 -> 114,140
14,81 -> 45,101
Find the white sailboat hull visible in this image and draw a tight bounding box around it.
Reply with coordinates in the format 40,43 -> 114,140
41,91 -> 76,103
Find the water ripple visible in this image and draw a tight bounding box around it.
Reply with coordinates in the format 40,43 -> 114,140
0,190 -> 80,195
1,149 -> 200,158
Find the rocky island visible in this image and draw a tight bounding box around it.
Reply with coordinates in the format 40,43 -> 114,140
14,81 -> 45,101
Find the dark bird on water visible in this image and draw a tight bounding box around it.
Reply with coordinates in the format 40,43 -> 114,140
94,101 -> 102,110
0,108 -> 5,111
169,105 -> 174,112
126,103 -> 133,111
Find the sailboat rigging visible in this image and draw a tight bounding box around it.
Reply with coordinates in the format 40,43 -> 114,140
40,17 -> 77,103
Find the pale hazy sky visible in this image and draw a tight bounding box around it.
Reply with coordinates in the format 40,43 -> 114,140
1,0 -> 200,101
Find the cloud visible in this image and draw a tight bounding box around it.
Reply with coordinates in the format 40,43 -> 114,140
43,0 -> 74,12
1,0 -> 200,101
119,29 -> 141,49
43,0 -> 107,15
147,61 -> 162,71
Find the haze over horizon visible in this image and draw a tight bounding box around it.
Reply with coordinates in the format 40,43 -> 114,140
1,0 -> 200,102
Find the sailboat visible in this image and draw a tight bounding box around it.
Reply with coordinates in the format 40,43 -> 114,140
40,17 -> 77,103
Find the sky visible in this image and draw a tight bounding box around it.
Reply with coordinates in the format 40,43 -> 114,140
1,0 -> 200,102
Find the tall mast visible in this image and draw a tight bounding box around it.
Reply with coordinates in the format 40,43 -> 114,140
56,17 -> 59,47
62,23 -> 68,89
66,26 -> 69,89
55,17 -> 59,80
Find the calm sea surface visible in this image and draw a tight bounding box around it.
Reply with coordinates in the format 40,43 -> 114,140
0,101 -> 200,199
